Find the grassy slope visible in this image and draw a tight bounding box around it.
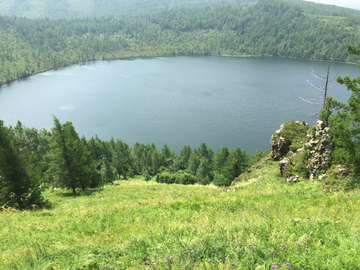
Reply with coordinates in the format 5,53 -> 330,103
1,160 -> 360,269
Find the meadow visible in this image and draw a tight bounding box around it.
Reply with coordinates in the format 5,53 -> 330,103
1,160 -> 360,269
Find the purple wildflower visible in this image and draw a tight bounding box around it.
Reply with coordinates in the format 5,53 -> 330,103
271,263 -> 278,268
280,243 -> 287,248
306,238 -> 310,241
295,242 -> 301,247
231,263 -> 236,266
307,216 -> 310,219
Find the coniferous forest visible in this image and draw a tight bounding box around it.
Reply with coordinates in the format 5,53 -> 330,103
0,0 -> 360,85
2,1 -> 360,268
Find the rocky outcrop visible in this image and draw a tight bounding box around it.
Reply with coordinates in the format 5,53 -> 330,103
279,159 -> 290,177
335,165 -> 347,177
286,175 -> 299,183
305,120 -> 333,180
270,124 -> 291,161
270,121 -> 308,161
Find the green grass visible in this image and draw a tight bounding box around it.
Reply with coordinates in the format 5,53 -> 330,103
1,163 -> 360,269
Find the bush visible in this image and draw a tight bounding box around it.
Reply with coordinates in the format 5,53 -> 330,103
272,119 -> 309,151
284,150 -> 310,179
323,164 -> 359,191
213,174 -> 232,187
155,172 -> 175,184
200,175 -> 212,185
174,171 -> 196,185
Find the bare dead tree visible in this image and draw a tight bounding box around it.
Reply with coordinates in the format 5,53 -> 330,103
299,58 -> 336,110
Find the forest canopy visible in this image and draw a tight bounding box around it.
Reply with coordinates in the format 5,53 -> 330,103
0,0 -> 360,85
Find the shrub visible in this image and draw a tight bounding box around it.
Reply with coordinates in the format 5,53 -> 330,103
272,120 -> 309,151
284,150 -> 310,179
176,171 -> 196,185
213,174 -> 232,187
155,172 -> 175,184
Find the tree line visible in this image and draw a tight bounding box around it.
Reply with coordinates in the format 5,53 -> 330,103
1,0 -> 360,85
0,117 -> 260,210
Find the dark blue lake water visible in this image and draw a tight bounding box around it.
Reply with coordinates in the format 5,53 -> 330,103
0,56 -> 358,154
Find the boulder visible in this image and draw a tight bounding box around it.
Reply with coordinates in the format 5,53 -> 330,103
270,136 -> 291,161
286,175 -> 299,183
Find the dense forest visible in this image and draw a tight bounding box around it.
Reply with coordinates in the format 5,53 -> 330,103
0,0 -> 360,85
1,0 -> 359,19
0,0 -> 256,18
0,117 -> 259,209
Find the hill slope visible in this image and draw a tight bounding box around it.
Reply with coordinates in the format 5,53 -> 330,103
1,175 -> 359,268
0,0 -> 360,85
0,0 -> 256,18
1,0 -> 360,19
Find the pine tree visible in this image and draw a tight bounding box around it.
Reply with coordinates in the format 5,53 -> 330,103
47,117 -> 98,194
0,120 -> 46,209
331,44 -> 360,175
196,157 -> 211,185
187,150 -> 200,175
101,156 -> 114,184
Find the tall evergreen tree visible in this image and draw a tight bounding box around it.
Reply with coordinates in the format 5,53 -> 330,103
196,157 -> 211,185
47,117 -> 98,194
329,44 -> 360,176
187,150 -> 200,175
213,147 -> 230,173
0,120 -> 46,209
101,156 -> 114,184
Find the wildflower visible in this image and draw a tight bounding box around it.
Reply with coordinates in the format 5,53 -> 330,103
307,216 -> 310,219
306,238 -> 310,241
231,263 -> 236,266
280,243 -> 287,248
271,263 -> 278,268
295,242 -> 301,247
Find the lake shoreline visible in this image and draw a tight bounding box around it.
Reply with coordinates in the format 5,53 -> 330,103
1,56 -> 357,155
1,52 -> 358,89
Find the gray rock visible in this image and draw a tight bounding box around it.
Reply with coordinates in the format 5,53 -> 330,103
286,175 -> 299,183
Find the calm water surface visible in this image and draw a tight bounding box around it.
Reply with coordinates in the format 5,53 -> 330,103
0,56 -> 358,154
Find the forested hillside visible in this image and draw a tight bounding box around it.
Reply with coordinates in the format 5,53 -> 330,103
0,0 -> 359,85
0,0 -> 256,18
1,0 -> 360,19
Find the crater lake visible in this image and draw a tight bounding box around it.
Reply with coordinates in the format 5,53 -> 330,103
0,56 -> 358,154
